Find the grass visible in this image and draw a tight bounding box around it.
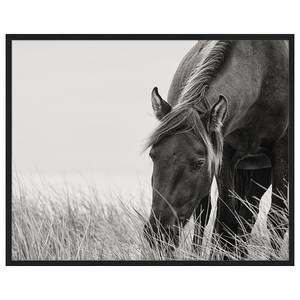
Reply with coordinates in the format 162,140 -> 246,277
11,177 -> 289,261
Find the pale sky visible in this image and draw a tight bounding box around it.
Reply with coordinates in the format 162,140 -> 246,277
12,40 -> 196,192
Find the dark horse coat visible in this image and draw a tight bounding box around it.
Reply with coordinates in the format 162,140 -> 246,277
145,40 -> 289,254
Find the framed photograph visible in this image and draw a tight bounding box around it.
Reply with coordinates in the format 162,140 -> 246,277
6,34 -> 294,265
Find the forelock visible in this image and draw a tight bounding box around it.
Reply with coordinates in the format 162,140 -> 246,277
145,106 -> 222,176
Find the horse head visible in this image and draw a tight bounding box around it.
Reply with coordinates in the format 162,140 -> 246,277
144,87 -> 228,249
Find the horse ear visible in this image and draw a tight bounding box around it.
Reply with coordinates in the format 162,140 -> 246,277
151,87 -> 172,120
206,95 -> 228,132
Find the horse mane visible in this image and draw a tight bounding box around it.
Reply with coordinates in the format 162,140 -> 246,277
146,40 -> 232,175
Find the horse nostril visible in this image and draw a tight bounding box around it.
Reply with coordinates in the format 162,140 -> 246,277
143,223 -> 149,235
144,224 -> 150,234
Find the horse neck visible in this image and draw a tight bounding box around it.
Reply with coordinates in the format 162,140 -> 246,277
167,41 -> 208,107
205,40 -> 266,135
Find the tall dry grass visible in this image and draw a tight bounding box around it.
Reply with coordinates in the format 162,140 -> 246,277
11,177 -> 289,261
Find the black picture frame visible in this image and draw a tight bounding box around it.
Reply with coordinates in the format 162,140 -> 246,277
6,34 -> 294,266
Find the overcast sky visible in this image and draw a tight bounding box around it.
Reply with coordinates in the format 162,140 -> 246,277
12,40 -> 196,192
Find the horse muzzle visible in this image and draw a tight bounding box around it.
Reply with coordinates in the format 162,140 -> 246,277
143,221 -> 180,250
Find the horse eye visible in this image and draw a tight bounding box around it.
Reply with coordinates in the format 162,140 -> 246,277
191,159 -> 205,171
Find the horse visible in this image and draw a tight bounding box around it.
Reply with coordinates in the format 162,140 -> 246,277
143,40 -> 289,258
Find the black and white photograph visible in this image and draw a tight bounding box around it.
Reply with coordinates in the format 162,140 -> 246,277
6,35 -> 294,265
